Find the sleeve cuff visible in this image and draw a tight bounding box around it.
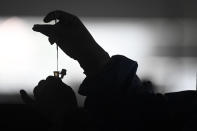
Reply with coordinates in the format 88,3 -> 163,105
78,55 -> 138,96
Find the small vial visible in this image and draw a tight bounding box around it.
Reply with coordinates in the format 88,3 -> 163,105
54,71 -> 60,78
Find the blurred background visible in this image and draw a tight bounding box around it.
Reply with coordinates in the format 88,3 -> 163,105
0,0 -> 196,105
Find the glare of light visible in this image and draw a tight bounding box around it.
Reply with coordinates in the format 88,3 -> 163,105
0,17 -> 196,102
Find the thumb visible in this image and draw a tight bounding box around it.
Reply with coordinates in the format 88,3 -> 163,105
32,24 -> 56,37
20,90 -> 35,105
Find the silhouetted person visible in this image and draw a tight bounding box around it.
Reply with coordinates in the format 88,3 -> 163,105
20,10 -> 197,131
20,10 -> 110,131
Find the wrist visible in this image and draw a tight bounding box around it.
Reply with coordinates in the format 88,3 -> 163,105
77,45 -> 110,77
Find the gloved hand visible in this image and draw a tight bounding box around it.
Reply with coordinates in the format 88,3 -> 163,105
20,76 -> 78,124
33,10 -> 110,76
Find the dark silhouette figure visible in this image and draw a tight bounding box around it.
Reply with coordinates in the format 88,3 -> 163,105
19,10 -> 197,131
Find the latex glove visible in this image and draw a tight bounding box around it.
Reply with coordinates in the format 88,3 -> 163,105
20,76 -> 78,124
33,10 -> 110,76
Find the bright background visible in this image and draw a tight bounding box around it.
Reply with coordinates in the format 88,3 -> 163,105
0,17 -> 197,105
0,0 -> 196,105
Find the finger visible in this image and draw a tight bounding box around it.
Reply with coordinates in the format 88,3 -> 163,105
20,90 -> 35,105
33,77 -> 58,97
46,76 -> 55,81
46,76 -> 61,83
38,80 -> 47,87
48,37 -> 55,45
45,76 -> 62,89
32,24 -> 56,37
44,10 -> 76,23
33,80 -> 47,97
